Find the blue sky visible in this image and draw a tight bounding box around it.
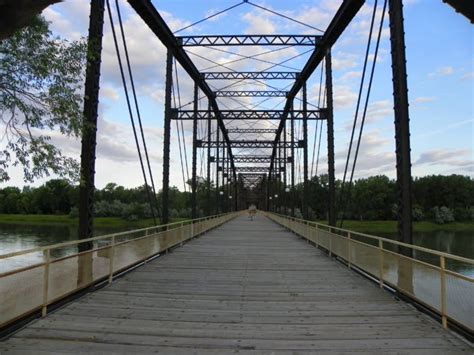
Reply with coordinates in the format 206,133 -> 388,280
2,0 -> 472,190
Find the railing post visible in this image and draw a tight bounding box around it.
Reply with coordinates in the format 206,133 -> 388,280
328,227 -> 332,257
108,235 -> 115,284
347,232 -> 351,269
440,255 -> 447,329
42,249 -> 50,317
314,224 -> 319,247
379,239 -> 384,288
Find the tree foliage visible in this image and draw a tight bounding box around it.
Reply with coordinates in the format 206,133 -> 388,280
0,16 -> 86,182
0,174 -> 473,223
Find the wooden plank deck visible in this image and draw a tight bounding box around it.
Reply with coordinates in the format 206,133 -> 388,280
1,215 -> 471,354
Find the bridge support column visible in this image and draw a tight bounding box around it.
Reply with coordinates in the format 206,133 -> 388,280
302,83 -> 309,219
191,82 -> 198,219
290,105 -> 295,217
215,126 -> 220,214
389,0 -> 413,253
221,143 -> 225,212
207,102 -> 211,216
161,50 -> 173,225
326,51 -> 336,227
234,180 -> 238,211
78,0 -> 105,251
283,122 -> 287,215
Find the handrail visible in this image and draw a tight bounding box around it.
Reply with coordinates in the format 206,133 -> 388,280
0,212 -> 232,260
264,211 -> 474,333
0,211 -> 242,329
269,212 -> 474,265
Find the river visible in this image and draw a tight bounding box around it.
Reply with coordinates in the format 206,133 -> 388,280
0,222 -> 472,275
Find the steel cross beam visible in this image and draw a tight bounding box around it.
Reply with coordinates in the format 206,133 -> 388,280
220,156 -> 286,163
240,173 -> 266,187
235,167 -> 275,173
203,72 -> 299,80
171,109 -> 325,120
215,90 -> 288,97
227,128 -> 278,134
269,0 -> 365,172
200,140 -> 302,148
177,35 -> 321,46
127,0 -> 236,180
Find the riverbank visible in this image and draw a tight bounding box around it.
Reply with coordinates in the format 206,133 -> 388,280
0,214 -> 186,229
0,214 -> 473,234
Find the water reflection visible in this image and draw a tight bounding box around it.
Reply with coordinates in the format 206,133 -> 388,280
0,223 -> 123,273
374,230 -> 474,278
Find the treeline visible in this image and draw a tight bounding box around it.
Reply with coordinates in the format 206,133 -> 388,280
0,180 -> 215,221
299,174 -> 474,223
0,174 -> 473,223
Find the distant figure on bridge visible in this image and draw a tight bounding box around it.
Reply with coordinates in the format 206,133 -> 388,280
248,204 -> 257,220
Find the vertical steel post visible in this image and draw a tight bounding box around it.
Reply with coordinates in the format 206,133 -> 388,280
222,143 -> 225,212
302,83 -> 309,219
234,177 -> 238,211
226,151 -> 230,212
326,51 -> 336,227
207,102 -> 211,216
191,82 -> 198,219
266,173 -> 270,211
290,104 -> 295,217
78,0 -> 105,251
216,125 -> 220,214
283,122 -> 287,215
161,50 -> 173,225
389,0 -> 413,253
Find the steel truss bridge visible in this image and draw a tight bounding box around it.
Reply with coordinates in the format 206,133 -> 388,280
1,0 -> 472,352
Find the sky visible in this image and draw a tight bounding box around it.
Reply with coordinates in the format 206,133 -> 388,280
2,0 -> 473,190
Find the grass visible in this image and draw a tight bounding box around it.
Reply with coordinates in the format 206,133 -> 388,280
0,214 -> 188,229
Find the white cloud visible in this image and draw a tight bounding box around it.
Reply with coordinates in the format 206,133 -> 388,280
461,71 -> 474,80
428,66 -> 454,78
332,52 -> 359,71
415,149 -> 473,167
413,96 -> 436,105
339,71 -> 362,81
101,86 -> 120,101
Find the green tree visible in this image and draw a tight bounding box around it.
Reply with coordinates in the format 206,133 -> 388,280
0,16 -> 86,182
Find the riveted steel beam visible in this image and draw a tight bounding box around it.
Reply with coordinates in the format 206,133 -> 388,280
200,140 -> 302,148
177,35 -> 321,46
127,0 -> 236,180
215,90 -> 288,97
171,109 -> 325,120
203,71 -> 299,80
270,0 -> 365,173
227,128 -> 277,134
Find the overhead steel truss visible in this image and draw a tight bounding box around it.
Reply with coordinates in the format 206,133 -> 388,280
215,90 -> 288,97
226,128 -> 277,134
125,0 -> 366,226
203,72 -> 299,80
221,156 -> 286,163
171,109 -> 325,120
240,173 -> 266,188
235,167 -> 275,173
199,140 -> 302,148
269,0 -> 364,173
128,0 -> 237,176
177,35 -> 321,46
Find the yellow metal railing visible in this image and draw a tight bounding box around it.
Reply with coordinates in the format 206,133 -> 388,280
0,212 -> 240,328
265,212 -> 474,332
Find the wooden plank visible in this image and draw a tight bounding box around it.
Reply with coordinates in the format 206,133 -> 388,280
0,215 -> 471,353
